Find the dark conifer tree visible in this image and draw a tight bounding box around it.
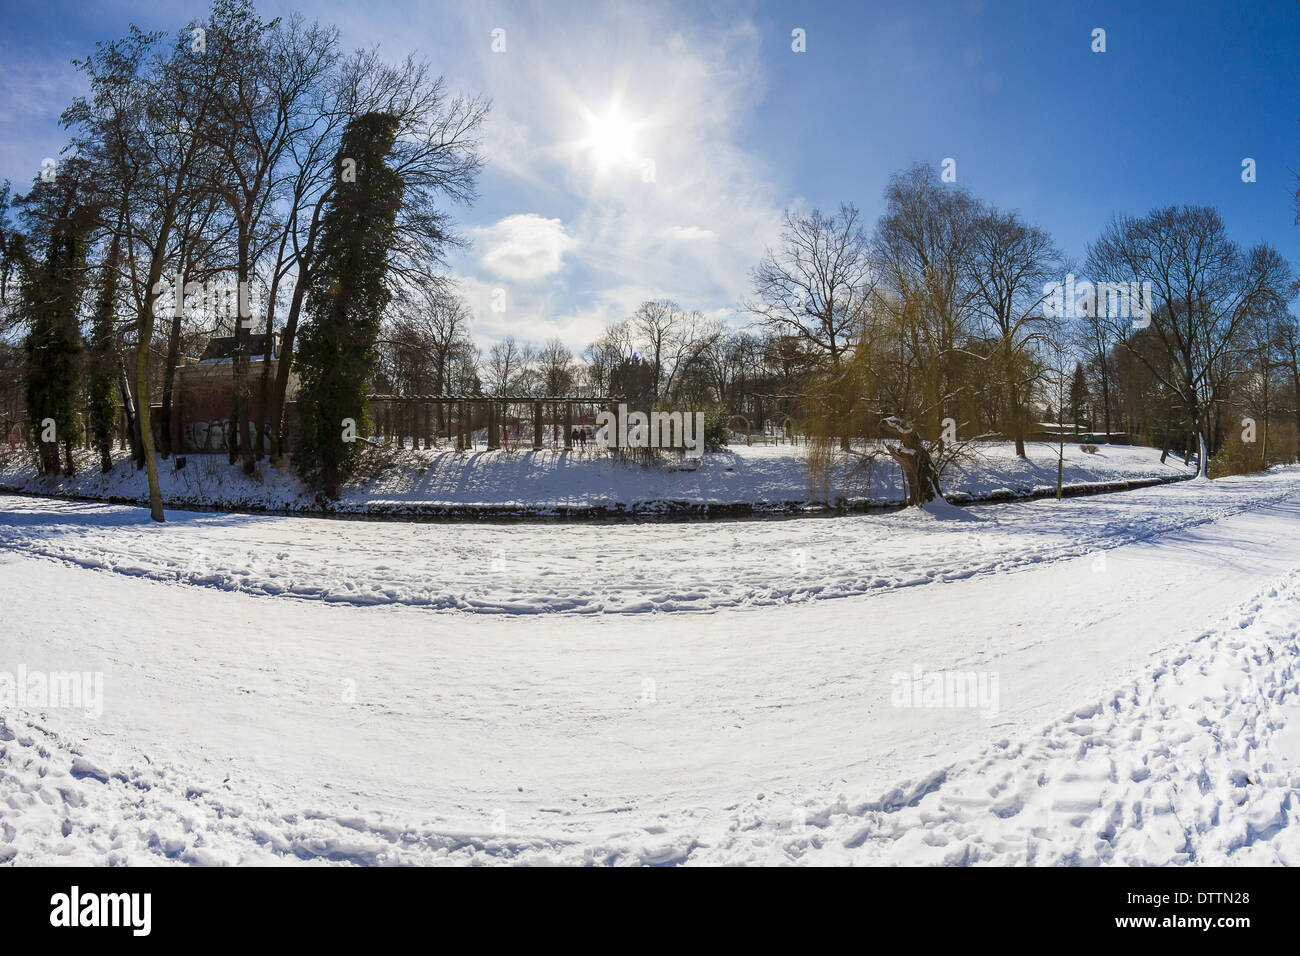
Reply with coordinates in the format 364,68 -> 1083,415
293,113 -> 404,495
17,165 -> 98,475
87,229 -> 122,473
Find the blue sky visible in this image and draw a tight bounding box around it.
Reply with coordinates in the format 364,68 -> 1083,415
1,0 -> 1297,349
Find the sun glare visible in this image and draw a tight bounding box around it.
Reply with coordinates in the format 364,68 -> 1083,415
585,109 -> 637,167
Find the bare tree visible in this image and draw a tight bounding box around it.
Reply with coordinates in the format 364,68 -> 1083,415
378,287 -> 477,433
266,46 -> 487,458
874,164 -> 983,432
748,203 -> 876,367
970,207 -> 1060,456
1089,206 -> 1292,477
536,337 -> 575,395
631,299 -> 680,397
483,335 -> 533,395
66,24 -> 230,521
581,320 -> 634,394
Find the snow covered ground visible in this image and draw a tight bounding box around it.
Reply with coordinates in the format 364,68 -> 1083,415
0,461 -> 1277,614
0,440 -> 1192,515
2,468 -> 1299,865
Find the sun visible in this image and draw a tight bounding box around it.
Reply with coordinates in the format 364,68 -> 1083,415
584,108 -> 638,167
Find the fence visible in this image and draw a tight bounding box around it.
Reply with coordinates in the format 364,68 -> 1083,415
363,396 -> 618,451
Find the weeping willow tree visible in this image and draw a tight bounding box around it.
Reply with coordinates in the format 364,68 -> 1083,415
802,296 -> 974,508
802,338 -> 876,505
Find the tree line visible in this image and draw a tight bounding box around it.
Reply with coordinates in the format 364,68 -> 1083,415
0,0 -> 487,517
747,164 -> 1295,502
1,0 -> 1296,515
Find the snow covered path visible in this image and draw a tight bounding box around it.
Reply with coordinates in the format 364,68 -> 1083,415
0,467 -> 1295,615
2,473 -> 1299,865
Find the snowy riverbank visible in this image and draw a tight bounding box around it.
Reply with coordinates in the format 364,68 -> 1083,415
2,468 -> 1299,864
0,440 -> 1195,518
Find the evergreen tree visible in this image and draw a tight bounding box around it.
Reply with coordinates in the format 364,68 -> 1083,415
87,229 -> 122,473
0,181 -> 16,307
293,113 -> 404,495
1068,361 -> 1089,435
17,165 -> 98,475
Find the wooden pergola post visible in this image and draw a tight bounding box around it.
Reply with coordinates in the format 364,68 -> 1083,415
564,403 -> 573,450
487,402 -> 499,450
533,401 -> 543,450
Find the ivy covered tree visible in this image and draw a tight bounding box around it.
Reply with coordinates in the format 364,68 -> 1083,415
0,181 -> 17,308
293,113 -> 404,495
87,227 -> 123,473
17,163 -> 99,475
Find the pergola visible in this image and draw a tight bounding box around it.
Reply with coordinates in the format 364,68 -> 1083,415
365,394 -> 620,451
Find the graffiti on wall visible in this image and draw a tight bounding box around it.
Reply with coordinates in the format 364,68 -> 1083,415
183,419 -> 267,453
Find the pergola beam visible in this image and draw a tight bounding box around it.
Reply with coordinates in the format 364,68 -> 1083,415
367,395 -> 619,404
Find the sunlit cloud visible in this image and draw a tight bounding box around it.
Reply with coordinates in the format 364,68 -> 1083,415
442,0 -> 787,350
663,225 -> 716,242
0,0 -> 791,355
477,214 -> 577,282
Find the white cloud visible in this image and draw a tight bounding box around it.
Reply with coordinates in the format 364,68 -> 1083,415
441,1 -> 787,350
284,0 -> 790,352
663,225 -> 716,242
477,214 -> 577,282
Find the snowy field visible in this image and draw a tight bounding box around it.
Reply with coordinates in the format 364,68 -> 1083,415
2,468 -> 1299,865
0,440 -> 1192,515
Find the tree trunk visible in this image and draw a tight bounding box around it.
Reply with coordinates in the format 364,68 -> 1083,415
233,232 -> 255,474
1159,404 -> 1173,465
118,357 -> 143,469
883,419 -> 942,506
1100,365 -> 1111,437
255,242 -> 289,462
158,306 -> 183,459
1005,344 -> 1026,457
134,338 -> 164,522
98,427 -> 114,475
1056,438 -> 1064,499
269,271 -> 310,459
1291,365 -> 1300,462
1010,385 -> 1025,457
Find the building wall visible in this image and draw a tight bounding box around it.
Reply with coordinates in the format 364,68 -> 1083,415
167,360 -> 300,453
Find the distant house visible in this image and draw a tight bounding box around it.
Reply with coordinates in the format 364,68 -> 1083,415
165,334 -> 300,453
1031,422 -> 1130,445
197,333 -> 276,363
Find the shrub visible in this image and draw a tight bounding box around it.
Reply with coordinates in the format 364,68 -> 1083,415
1209,430 -> 1266,478
702,408 -> 729,451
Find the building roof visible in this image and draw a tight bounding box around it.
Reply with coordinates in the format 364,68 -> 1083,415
198,334 -> 277,363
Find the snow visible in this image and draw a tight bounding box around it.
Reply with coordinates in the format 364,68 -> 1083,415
2,467 -> 1299,865
0,440 -> 1194,516
0,465 -> 1289,615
